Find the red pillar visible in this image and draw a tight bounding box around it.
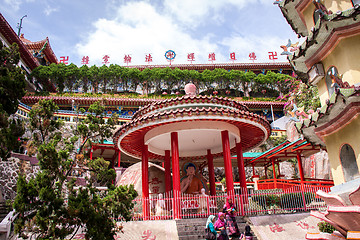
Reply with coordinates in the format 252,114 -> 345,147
171,132 -> 181,219
252,164 -> 255,176
117,150 -> 121,167
142,144 -> 150,220
207,149 -> 216,196
272,158 -> 277,189
236,143 -> 247,189
90,146 -> 94,160
297,151 -> 305,182
164,150 -> 172,194
221,130 -> 234,194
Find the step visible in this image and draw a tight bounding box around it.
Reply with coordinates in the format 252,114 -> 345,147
176,216 -> 258,240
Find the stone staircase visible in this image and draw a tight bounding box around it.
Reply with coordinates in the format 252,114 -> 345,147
0,202 -> 9,223
176,216 -> 258,240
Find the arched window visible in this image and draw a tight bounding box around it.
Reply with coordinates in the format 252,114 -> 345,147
325,66 -> 338,97
340,144 -> 359,182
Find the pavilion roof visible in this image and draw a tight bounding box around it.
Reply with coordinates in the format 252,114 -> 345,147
20,95 -> 287,110
21,95 -> 157,107
20,34 -> 58,64
245,138 -> 323,167
113,95 -> 271,162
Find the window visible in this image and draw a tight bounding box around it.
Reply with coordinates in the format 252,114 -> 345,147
325,66 -> 338,97
340,144 -> 359,182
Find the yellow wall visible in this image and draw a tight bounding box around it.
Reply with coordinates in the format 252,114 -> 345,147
324,0 -> 353,12
316,35 -> 360,106
323,115 -> 360,185
303,3 -> 316,34
302,0 -> 354,35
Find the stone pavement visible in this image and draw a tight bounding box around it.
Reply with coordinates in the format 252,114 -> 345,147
114,220 -> 179,240
249,212 -> 322,240
8,213 -> 322,239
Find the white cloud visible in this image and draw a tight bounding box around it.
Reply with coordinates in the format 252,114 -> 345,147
76,1 -> 223,66
44,5 -> 58,16
75,0 -> 296,66
162,0 -> 260,28
4,0 -> 22,11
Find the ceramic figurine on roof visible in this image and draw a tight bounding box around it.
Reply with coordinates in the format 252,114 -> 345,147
280,39 -> 299,56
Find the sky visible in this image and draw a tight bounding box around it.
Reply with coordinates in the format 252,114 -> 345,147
1,0 -> 300,66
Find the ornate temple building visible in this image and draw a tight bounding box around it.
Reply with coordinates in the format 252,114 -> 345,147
0,13 -> 57,92
278,0 -> 360,190
278,0 -> 360,238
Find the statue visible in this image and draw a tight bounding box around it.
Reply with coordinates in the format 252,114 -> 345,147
180,163 -> 203,195
329,73 -> 351,89
155,193 -> 169,216
197,188 -> 209,214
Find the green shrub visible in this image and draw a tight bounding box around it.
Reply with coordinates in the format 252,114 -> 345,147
251,192 -> 315,210
318,221 -> 335,233
251,194 -> 280,208
280,192 -> 315,209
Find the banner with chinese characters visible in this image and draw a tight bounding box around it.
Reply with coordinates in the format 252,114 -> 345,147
59,50 -> 282,66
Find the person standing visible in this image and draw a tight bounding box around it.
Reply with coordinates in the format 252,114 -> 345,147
223,196 -> 240,239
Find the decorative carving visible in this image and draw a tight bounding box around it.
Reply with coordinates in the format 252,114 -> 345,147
329,73 -> 352,89
313,0 -> 332,14
280,39 -> 299,55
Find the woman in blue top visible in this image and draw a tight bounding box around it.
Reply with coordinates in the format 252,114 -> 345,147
205,215 -> 217,240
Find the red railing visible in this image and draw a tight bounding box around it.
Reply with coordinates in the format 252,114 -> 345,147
257,178 -> 334,191
131,185 -> 331,221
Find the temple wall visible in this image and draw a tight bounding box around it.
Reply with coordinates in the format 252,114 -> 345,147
316,35 -> 360,105
322,35 -> 360,85
324,115 -> 360,185
324,0 -> 353,12
302,0 -> 353,35
302,3 -> 316,34
0,157 -> 39,201
302,150 -> 332,180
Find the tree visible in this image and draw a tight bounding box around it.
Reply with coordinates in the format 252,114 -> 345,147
127,68 -> 141,92
78,65 -> 91,93
0,41 -> 26,160
14,99 -> 138,239
0,41 -> 26,114
99,65 -> 110,93
64,63 -> 79,93
48,63 -> 67,93
89,65 -> 100,93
